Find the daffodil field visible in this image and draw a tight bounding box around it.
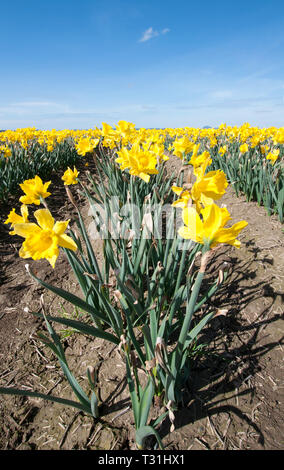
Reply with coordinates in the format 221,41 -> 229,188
0,121 -> 283,449
1,123 -> 283,221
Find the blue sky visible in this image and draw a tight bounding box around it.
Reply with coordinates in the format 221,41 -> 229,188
0,0 -> 284,129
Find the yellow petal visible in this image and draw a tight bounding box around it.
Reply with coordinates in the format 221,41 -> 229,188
12,223 -> 41,238
171,186 -> 183,195
202,204 -> 231,238
53,220 -> 70,235
47,254 -> 58,268
212,220 -> 248,247
20,204 -> 29,222
138,172 -> 150,183
181,207 -> 204,242
58,234 -> 77,251
199,194 -> 214,207
178,226 -> 198,241
172,200 -> 188,208
34,209 -> 54,230
19,195 -> 41,205
4,209 -> 23,225
19,245 -> 32,259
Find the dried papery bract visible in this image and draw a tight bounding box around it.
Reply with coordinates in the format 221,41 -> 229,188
142,212 -> 153,233
214,308 -> 229,318
145,358 -> 156,372
199,250 -> 212,273
65,185 -> 79,211
166,400 -> 176,432
186,168 -> 193,185
155,337 -> 172,376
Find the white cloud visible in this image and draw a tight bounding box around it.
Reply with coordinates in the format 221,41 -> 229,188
10,101 -> 67,109
139,27 -> 159,42
139,26 -> 170,43
0,101 -> 70,119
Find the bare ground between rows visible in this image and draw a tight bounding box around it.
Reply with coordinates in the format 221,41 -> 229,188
0,155 -> 283,450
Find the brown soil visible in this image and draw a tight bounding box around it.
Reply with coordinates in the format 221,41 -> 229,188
0,154 -> 283,450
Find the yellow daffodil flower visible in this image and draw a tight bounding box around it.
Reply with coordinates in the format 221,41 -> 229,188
191,170 -> 228,206
116,120 -> 135,138
190,150 -> 211,169
219,145 -> 227,156
266,149 -> 280,164
179,203 -> 248,249
4,205 -> 29,234
239,143 -> 249,153
62,166 -> 79,185
101,122 -> 115,137
19,175 -> 51,205
171,186 -> 192,208
0,145 -> 12,158
75,137 -> 97,156
172,169 -> 228,213
171,136 -> 194,159
12,209 -> 77,268
116,145 -> 158,183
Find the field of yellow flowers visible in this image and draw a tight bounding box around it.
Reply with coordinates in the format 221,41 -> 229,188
1,122 -> 283,220
0,121 -> 283,450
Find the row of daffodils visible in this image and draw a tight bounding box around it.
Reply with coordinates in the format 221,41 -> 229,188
1,121 -> 283,221
4,124 -> 248,268
0,120 -> 280,450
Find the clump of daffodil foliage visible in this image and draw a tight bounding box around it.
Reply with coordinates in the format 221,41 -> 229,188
2,119 -> 279,450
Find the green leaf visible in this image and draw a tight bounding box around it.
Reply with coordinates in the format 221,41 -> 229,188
125,356 -> 140,428
135,425 -> 164,450
0,387 -> 88,414
32,312 -> 120,345
91,391 -> 99,418
138,379 -> 155,428
27,267 -> 109,326
42,313 -> 91,411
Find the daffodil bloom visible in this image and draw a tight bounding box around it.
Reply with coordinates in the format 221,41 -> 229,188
195,160 -> 212,181
171,186 -> 192,208
250,136 -> 260,148
178,203 -> 248,249
116,120 -> 135,138
62,166 -> 79,185
171,136 -> 194,159
129,150 -> 159,182
0,145 -> 12,158
150,143 -> 169,162
4,205 -> 29,234
191,143 -> 200,160
260,144 -> 270,155
191,170 -> 228,208
219,145 -> 227,156
21,139 -> 28,149
116,147 -> 131,171
46,138 -> 55,152
172,169 -> 228,212
101,122 -> 115,137
189,151 -> 212,178
19,176 -> 51,205
239,143 -> 249,153
266,149 -> 280,164
12,209 -> 77,268
75,137 -> 97,156
190,150 -> 211,169
116,145 -> 158,183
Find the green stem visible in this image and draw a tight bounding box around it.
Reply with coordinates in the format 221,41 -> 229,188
177,271 -> 205,349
